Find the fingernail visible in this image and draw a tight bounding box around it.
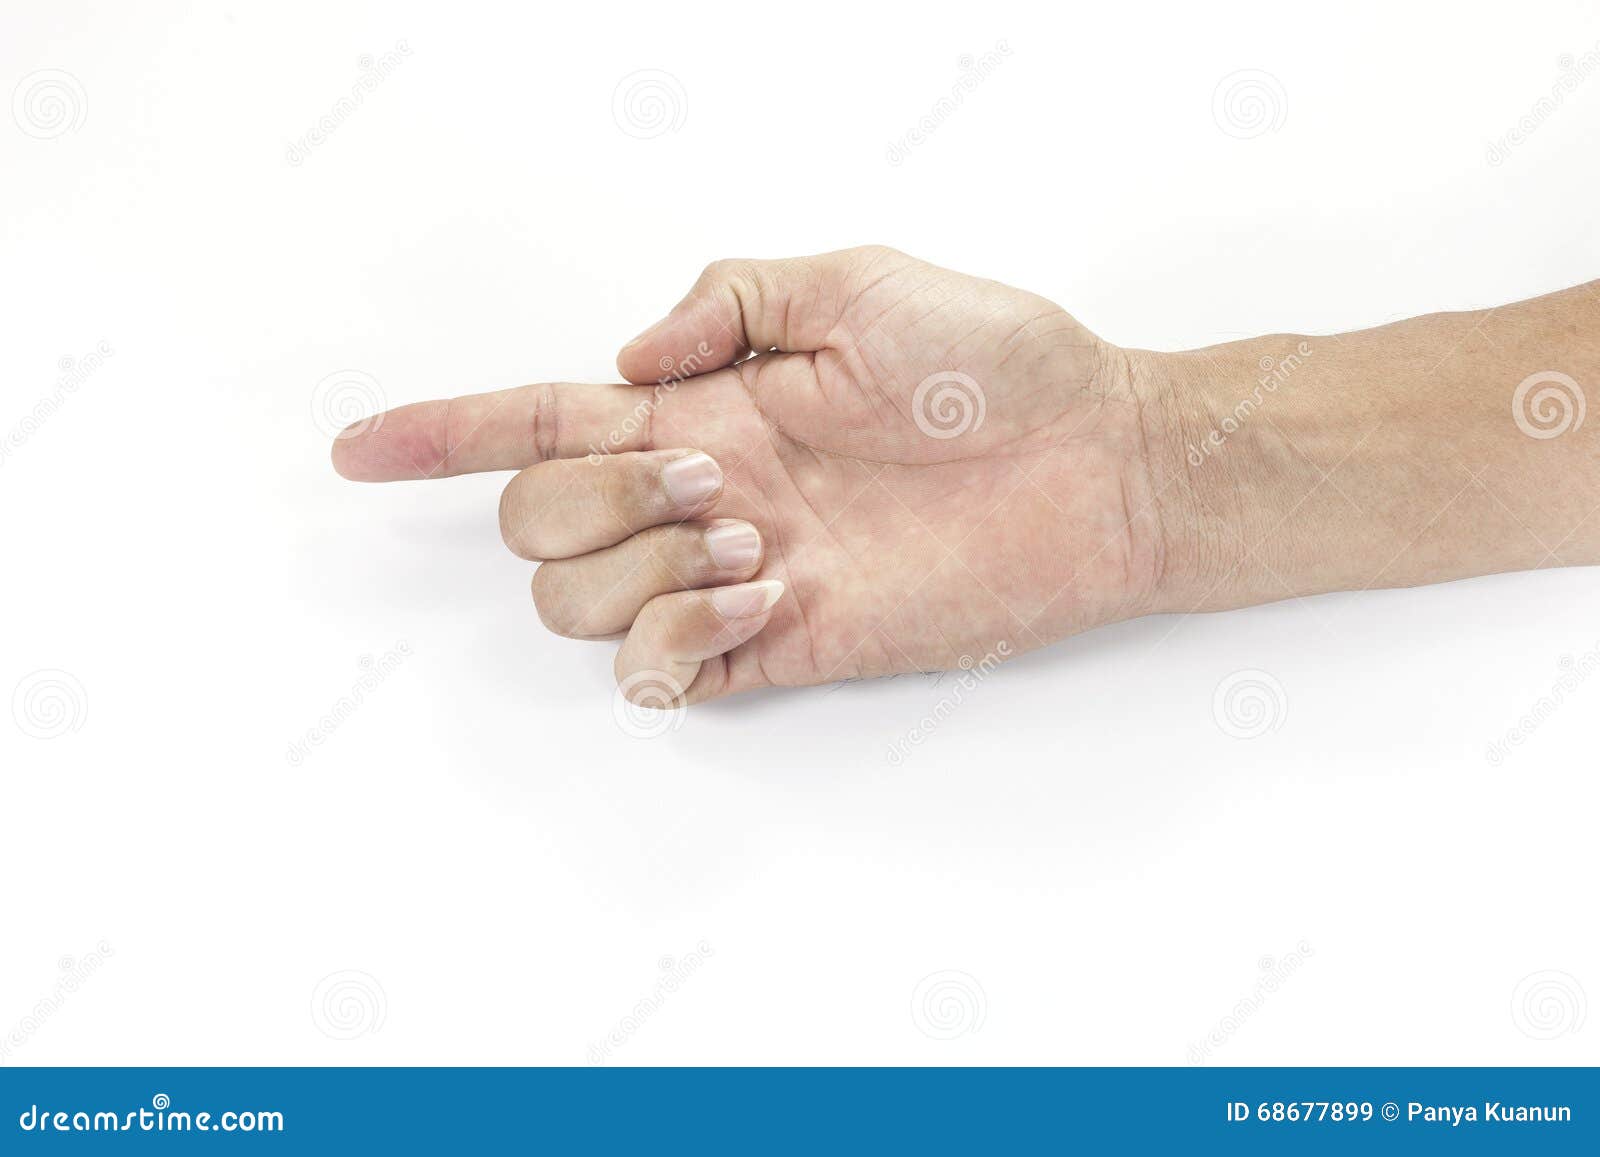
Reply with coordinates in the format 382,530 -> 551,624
711,579 -> 784,619
661,452 -> 722,507
705,523 -> 761,570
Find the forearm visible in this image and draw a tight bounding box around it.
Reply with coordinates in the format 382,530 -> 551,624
1135,281 -> 1600,613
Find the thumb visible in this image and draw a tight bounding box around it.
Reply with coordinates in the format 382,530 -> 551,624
615,248 -> 892,384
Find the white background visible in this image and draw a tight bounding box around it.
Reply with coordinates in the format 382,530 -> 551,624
3,0 -> 1596,1066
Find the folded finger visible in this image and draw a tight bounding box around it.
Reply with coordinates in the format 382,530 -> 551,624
530,519 -> 764,638
614,580 -> 785,707
499,449 -> 724,560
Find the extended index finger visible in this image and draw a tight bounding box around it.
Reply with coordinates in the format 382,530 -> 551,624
331,381 -> 662,481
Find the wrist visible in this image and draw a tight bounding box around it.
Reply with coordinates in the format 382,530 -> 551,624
1131,307 -> 1600,617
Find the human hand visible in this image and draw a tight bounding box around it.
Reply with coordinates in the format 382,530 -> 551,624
332,247 -> 1178,705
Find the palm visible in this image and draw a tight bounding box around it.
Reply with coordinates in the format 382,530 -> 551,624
642,253 -> 1159,691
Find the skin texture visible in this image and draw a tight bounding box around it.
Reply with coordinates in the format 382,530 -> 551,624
332,247 -> 1600,706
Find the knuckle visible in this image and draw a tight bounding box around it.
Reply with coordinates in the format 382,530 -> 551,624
528,381 -> 560,462
598,456 -> 653,523
497,482 -> 525,553
529,564 -> 581,637
701,257 -> 755,297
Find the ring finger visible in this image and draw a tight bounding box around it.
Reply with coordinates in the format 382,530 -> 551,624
530,519 -> 765,638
